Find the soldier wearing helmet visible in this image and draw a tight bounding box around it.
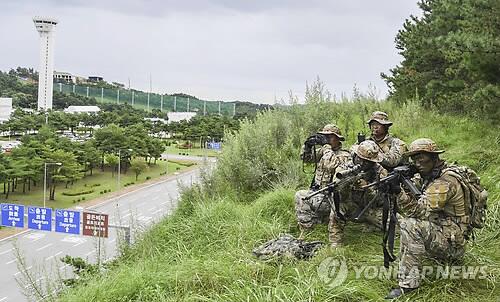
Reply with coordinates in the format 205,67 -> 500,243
328,140 -> 388,248
295,124 -> 350,238
386,138 -> 474,299
366,111 -> 407,169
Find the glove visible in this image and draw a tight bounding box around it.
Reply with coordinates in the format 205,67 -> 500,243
305,134 -> 327,146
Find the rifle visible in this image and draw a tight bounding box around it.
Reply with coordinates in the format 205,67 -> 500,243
359,165 -> 421,268
303,165 -> 365,201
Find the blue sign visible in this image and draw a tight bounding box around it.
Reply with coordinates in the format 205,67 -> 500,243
27,206 -> 52,231
55,209 -> 80,234
1,203 -> 25,228
207,142 -> 221,150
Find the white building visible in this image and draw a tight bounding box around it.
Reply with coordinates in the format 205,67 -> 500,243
33,16 -> 58,111
167,112 -> 196,123
64,105 -> 101,114
0,98 -> 13,123
54,71 -> 75,83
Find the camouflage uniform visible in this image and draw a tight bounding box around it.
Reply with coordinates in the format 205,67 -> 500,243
366,111 -> 407,169
396,139 -> 468,290
295,125 -> 350,230
328,140 -> 388,246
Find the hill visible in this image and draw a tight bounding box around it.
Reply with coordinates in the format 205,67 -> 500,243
57,94 -> 500,301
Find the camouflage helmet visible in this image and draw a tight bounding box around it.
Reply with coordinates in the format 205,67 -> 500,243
353,140 -> 383,163
367,111 -> 393,126
405,138 -> 445,157
317,124 -> 345,141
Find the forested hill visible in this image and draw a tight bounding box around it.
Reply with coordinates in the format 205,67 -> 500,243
0,68 -> 271,117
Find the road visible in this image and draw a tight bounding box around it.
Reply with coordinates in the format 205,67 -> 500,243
0,155 -> 214,301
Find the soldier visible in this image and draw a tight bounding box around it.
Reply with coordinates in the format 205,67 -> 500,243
386,138 -> 475,299
295,124 -> 350,238
329,140 -> 387,248
366,111 -> 407,169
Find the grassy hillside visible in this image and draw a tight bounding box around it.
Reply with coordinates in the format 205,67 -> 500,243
58,98 -> 499,301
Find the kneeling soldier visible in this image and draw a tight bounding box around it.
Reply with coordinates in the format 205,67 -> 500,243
386,138 -> 478,298
329,140 -> 388,248
295,124 -> 350,238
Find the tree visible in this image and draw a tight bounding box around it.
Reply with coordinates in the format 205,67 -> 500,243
382,0 -> 500,120
44,150 -> 83,200
130,159 -> 148,181
105,154 -> 119,177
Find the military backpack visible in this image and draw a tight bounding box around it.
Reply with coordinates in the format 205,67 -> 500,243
443,165 -> 488,231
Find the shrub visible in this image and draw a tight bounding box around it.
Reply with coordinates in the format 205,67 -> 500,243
62,189 -> 95,196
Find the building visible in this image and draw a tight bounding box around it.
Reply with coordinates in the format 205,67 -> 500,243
167,112 -> 197,123
0,98 -> 13,123
64,105 -> 101,114
88,76 -> 104,82
54,71 -> 75,83
144,117 -> 168,124
33,16 -> 58,111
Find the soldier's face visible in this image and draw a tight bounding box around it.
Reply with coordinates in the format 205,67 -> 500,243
411,153 -> 435,175
370,121 -> 387,137
327,135 -> 341,150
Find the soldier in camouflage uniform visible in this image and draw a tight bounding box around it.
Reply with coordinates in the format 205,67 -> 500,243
329,140 -> 388,247
366,111 -> 407,169
386,138 -> 471,299
295,124 -> 350,238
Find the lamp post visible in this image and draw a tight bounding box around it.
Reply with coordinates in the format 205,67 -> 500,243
44,162 -> 62,208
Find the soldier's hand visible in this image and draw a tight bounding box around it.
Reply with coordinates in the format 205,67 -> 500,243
382,178 -> 402,194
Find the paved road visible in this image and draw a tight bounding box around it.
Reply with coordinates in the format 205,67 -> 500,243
0,156 -> 215,301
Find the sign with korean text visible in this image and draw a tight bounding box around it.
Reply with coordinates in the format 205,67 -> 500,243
82,211 -> 109,237
27,206 -> 52,231
55,209 -> 80,234
1,203 -> 25,228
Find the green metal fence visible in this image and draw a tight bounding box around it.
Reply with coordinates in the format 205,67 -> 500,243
54,83 -> 236,115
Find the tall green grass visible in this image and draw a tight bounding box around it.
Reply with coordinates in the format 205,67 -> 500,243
59,92 -> 500,301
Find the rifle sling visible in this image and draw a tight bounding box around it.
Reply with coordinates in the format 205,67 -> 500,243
382,193 -> 397,268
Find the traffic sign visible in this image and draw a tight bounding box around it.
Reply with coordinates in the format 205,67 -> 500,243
55,209 -> 80,234
82,211 -> 109,238
1,203 -> 25,228
27,206 -> 52,231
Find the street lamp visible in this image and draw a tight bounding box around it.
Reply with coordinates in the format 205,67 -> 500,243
44,162 -> 62,208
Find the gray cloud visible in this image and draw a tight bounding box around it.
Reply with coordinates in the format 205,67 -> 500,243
0,0 -> 421,103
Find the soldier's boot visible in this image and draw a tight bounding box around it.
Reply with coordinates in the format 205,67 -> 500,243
385,287 -> 416,299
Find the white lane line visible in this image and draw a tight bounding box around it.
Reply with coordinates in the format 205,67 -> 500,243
152,209 -> 162,214
36,243 -> 53,251
25,277 -> 44,289
84,250 -> 95,257
72,240 -> 87,247
45,251 -> 62,261
0,296 -> 7,302
14,265 -> 33,276
160,201 -> 169,206
59,264 -> 69,271
109,239 -> 116,244
123,213 -> 131,218
0,248 -> 13,255
6,258 -> 18,265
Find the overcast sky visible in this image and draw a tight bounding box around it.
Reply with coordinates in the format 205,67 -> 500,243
0,0 -> 421,104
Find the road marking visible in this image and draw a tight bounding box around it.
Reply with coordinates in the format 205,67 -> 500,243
0,296 -> 7,302
59,264 -> 69,271
45,251 -> 62,261
0,248 -> 14,255
24,233 -> 46,242
152,209 -> 162,214
73,240 -> 86,247
36,243 -> 53,251
14,265 -> 33,277
6,258 -> 18,264
160,201 -> 169,206
109,239 -> 116,244
123,213 -> 131,218
84,250 -> 95,257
